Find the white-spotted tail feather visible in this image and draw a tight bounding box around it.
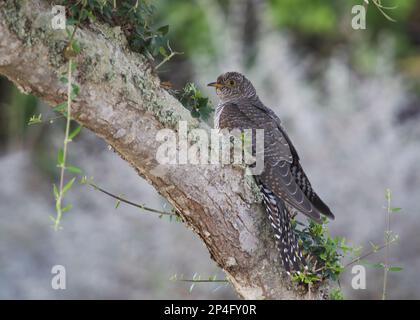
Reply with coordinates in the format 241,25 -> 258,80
260,184 -> 306,273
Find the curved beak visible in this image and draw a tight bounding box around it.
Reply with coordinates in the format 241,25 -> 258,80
207,82 -> 223,88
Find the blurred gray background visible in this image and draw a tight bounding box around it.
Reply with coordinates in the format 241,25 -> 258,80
1,0 -> 420,299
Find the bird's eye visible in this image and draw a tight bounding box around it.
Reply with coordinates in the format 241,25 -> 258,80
228,80 -> 236,86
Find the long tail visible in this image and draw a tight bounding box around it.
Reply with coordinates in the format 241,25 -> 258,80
259,183 -> 306,273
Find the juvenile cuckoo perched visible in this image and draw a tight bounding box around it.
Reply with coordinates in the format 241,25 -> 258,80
208,71 -> 334,273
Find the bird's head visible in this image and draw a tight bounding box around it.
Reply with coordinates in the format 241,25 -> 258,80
208,71 -> 257,102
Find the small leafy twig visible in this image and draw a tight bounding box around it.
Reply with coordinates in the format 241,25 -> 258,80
343,189 -> 402,299
155,41 -> 183,70
51,19 -> 84,230
28,114 -> 43,125
344,238 -> 398,268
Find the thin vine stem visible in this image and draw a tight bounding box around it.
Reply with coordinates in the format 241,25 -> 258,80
344,238 -> 397,269
87,181 -> 176,216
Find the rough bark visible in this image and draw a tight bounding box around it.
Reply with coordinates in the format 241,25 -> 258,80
0,0 -> 326,299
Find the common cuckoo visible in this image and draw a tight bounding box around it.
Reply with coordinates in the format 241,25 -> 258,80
208,71 -> 334,273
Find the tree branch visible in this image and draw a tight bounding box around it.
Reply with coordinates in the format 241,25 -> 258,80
0,0 -> 327,299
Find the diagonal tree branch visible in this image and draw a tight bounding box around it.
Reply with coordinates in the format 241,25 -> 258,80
0,0 -> 327,300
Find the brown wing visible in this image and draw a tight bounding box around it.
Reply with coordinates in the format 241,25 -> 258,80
218,100 -> 333,222
217,102 -> 293,164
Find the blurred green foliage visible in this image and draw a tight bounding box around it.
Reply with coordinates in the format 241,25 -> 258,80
156,0 -> 419,60
268,0 -> 340,35
268,0 -> 416,36
155,0 -> 213,57
1,0 -> 420,151
0,81 -> 37,150
55,0 -> 171,59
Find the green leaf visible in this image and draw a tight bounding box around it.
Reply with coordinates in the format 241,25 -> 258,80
86,10 -> 96,21
159,46 -> 168,58
53,102 -> 67,113
80,176 -> 88,184
57,148 -> 64,165
66,18 -> 77,26
389,266 -> 403,272
80,8 -> 88,21
369,241 -> 379,252
65,27 -> 72,37
69,125 -> 82,140
55,199 -> 60,217
157,25 -> 169,35
66,165 -> 82,174
62,204 -> 73,213
70,61 -> 77,72
60,76 -> 68,84
62,177 -> 76,195
390,207 -> 402,213
28,114 -> 42,125
71,84 -> 80,98
71,41 -> 81,55
53,184 -> 59,200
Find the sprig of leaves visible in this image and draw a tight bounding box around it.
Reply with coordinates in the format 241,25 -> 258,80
28,114 -> 42,125
293,219 -> 346,285
177,83 -> 214,121
155,40 -> 183,70
62,0 -> 171,61
50,26 -> 84,230
329,288 -> 344,300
